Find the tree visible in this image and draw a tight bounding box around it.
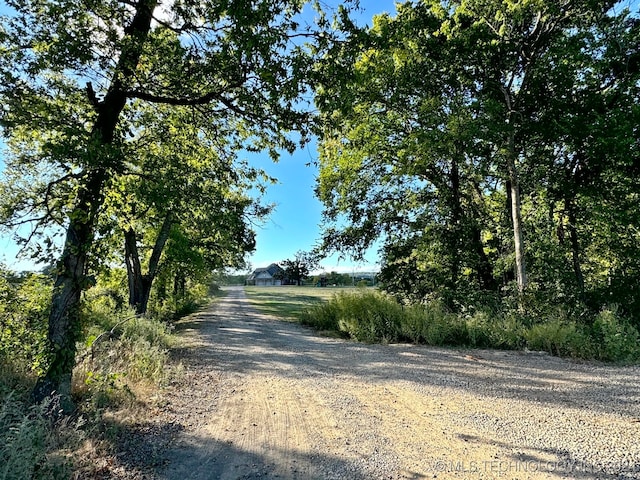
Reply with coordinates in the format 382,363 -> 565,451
281,250 -> 319,286
450,0 -> 623,295
314,0 -> 639,311
104,105 -> 270,314
315,1 -> 501,305
0,0 -> 339,411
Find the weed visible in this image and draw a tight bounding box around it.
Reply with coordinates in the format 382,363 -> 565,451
591,307 -> 640,362
524,320 -> 591,357
0,393 -> 86,480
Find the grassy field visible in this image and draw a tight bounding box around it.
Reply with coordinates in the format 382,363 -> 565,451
244,286 -> 355,321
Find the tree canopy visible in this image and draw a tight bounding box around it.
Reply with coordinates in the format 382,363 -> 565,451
1,0 -> 639,414
281,250 -> 319,285
315,0 -> 640,314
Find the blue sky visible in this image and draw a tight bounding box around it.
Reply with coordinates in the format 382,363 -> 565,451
236,1 -> 398,274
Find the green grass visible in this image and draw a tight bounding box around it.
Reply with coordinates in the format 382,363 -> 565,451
244,286 -> 355,320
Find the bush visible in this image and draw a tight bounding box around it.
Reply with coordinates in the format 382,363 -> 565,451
466,312 -> 526,350
300,301 -> 341,332
78,315 -> 171,405
591,307 -> 640,362
302,291 -> 403,343
76,291 -> 173,409
301,290 -> 640,363
147,280 -> 210,322
0,266 -> 196,478
524,320 -> 592,357
304,292 -> 471,345
0,273 -> 51,375
400,302 -> 467,345
335,291 -> 403,343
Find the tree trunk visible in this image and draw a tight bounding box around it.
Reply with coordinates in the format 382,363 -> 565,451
510,176 -> 527,293
125,215 -> 173,315
32,169 -> 106,412
174,273 -> 186,298
565,199 -> 585,295
471,223 -> 496,291
506,133 -> 527,294
125,227 -> 145,310
32,0 -> 157,411
449,158 -> 462,290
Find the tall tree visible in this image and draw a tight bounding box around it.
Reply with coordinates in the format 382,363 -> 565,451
106,105 -> 271,314
314,0 -> 639,309
0,0 -> 337,410
315,1 -> 500,304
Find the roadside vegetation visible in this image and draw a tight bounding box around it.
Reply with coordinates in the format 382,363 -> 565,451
244,285 -> 639,362
313,1 -> 640,361
1,0 -> 639,477
0,267 -> 216,479
300,289 -> 640,363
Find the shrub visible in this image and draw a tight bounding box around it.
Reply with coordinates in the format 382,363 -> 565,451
466,312 -> 526,350
147,281 -> 210,322
300,301 -> 341,332
524,320 -> 592,358
79,314 -> 171,401
334,291 -> 403,343
0,273 -> 51,375
591,307 -> 640,362
423,302 -> 466,345
304,292 -> 474,345
302,291 -> 403,343
121,316 -> 173,351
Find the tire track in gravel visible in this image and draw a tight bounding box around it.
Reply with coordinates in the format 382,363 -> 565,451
154,286 -> 640,480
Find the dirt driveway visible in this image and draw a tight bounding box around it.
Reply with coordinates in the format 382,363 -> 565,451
142,286 -> 640,479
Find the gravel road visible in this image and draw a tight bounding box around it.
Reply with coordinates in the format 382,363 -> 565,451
127,286 -> 640,479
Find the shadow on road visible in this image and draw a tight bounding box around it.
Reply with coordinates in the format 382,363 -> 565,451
114,286 -> 639,480
173,287 -> 640,418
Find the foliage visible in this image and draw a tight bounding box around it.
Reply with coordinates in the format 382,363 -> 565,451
78,270 -> 180,402
280,250 -> 320,286
146,271 -> 212,322
301,290 -> 640,362
0,270 -> 52,375
0,262 -> 211,477
0,0 -> 352,407
524,320 -> 591,359
0,394 -> 80,480
102,104 -> 270,314
591,307 -> 640,362
328,290 -> 403,343
314,0 -> 640,321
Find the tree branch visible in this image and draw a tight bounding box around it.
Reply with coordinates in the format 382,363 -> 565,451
126,89 -> 248,117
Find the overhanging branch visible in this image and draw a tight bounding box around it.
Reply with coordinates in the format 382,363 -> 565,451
126,89 -> 254,119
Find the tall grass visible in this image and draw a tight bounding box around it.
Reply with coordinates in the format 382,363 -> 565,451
76,291 -> 175,408
0,267 -> 212,478
301,290 -> 640,362
0,371 -> 85,480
